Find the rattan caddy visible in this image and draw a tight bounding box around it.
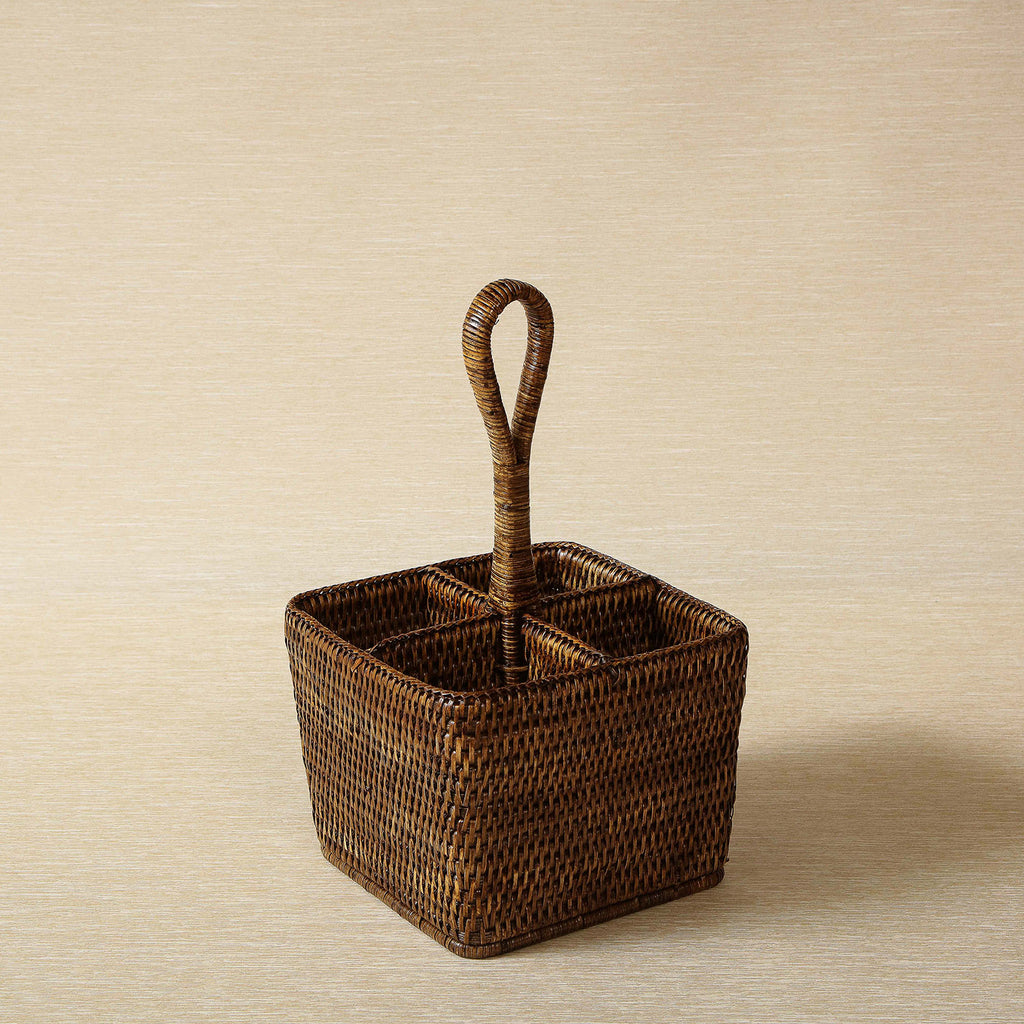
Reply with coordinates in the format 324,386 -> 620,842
285,279 -> 749,958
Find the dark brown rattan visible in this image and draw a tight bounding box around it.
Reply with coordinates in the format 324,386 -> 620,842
285,280 -> 749,958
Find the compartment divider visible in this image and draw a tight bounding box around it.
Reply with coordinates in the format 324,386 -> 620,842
368,613 -> 501,690
521,615 -> 607,678
422,565 -> 492,617
534,576 -> 660,660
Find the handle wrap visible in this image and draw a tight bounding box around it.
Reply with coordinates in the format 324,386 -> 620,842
462,279 -> 554,682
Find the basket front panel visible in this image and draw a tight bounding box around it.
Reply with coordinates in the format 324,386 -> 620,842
455,629 -> 748,948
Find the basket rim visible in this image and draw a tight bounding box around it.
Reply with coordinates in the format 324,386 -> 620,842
287,539 -> 644,608
285,540 -> 748,705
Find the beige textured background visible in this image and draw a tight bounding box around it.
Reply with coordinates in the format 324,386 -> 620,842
3,2 -> 1022,1021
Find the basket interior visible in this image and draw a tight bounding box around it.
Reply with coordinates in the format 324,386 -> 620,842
434,542 -> 643,601
537,579 -> 728,659
370,615 -> 605,691
290,543 -> 738,692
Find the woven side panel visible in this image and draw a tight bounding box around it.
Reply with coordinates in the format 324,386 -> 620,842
286,609 -> 471,937
454,626 -> 749,949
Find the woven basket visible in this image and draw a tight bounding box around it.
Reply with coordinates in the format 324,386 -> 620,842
285,279 -> 749,958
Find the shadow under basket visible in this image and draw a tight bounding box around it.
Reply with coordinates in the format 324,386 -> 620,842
285,282 -> 749,958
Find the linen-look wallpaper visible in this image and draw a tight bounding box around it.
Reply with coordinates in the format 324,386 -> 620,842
3,3 -> 1021,1022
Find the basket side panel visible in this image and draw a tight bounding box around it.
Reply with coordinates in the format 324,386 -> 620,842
285,608 -> 470,937
455,626 -> 749,950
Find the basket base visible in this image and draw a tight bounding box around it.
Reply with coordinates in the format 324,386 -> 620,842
320,842 -> 726,959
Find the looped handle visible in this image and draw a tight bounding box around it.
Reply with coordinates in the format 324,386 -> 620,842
463,279 -> 553,470
463,279 -> 553,681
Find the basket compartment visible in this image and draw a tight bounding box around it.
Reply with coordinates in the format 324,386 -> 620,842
537,578 -> 736,660
469,654 -> 745,945
288,567 -> 485,653
435,542 -> 644,602
369,614 -> 605,692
